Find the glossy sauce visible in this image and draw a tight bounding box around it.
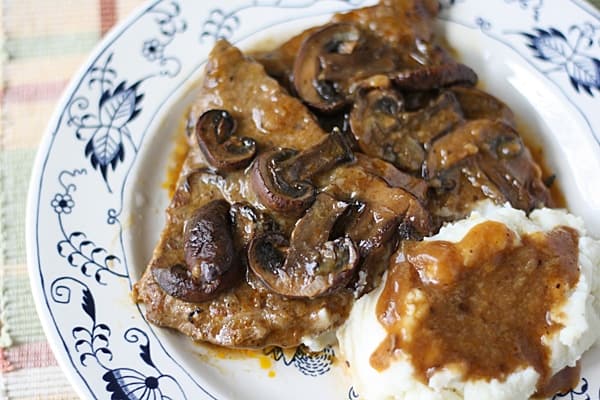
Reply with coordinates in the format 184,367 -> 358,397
371,221 -> 580,393
162,125 -> 191,198
517,119 -> 566,208
525,138 -> 566,209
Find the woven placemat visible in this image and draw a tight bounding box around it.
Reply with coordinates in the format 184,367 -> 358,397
0,2 -> 144,398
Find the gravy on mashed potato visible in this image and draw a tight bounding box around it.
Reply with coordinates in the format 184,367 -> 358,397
371,221 -> 580,395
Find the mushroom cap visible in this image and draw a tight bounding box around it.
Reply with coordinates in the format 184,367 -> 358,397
152,199 -> 242,303
350,88 -> 463,174
250,148 -> 317,213
249,128 -> 354,213
293,23 -> 361,112
427,119 -> 551,211
195,109 -> 257,172
392,63 -> 478,91
293,23 -> 398,112
248,193 -> 359,298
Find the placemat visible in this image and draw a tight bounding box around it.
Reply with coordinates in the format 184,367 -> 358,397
0,0 -> 599,399
0,2 -> 144,398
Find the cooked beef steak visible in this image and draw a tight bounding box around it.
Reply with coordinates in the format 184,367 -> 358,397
134,41 -> 355,348
135,0 -> 554,350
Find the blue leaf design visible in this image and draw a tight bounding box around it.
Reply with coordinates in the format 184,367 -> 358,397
96,323 -> 111,333
348,386 -> 360,399
292,346 -> 334,376
89,126 -> 121,165
86,130 -> 125,181
96,347 -> 113,360
566,54 -> 600,94
70,232 -> 85,240
72,326 -> 91,336
80,352 -> 95,367
83,80 -> 142,186
265,345 -> 335,376
103,369 -> 151,400
98,81 -> 141,128
74,339 -> 88,352
140,342 -> 156,368
201,9 -> 240,42
522,26 -> 599,96
522,28 -> 572,64
103,369 -> 138,400
95,334 -> 109,346
81,287 -> 96,321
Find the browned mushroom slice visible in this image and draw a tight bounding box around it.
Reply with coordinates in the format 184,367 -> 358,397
250,148 -> 316,212
354,153 -> 428,203
350,89 -> 463,173
250,128 -> 354,213
319,164 -> 432,295
392,63 -> 478,91
476,124 -> 552,209
331,0 -> 440,47
293,23 -> 398,112
325,165 -> 431,247
152,200 -> 241,303
450,86 -> 517,128
427,120 -> 551,211
195,110 -> 256,172
248,193 -> 359,298
251,27 -> 321,91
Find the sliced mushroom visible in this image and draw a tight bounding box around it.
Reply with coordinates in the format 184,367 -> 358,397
354,153 -> 428,203
195,110 -> 256,171
350,88 -> 463,173
248,193 -> 359,298
392,63 -> 478,91
250,128 -> 354,213
293,23 -> 398,112
427,119 -> 551,213
319,164 -> 432,295
450,86 -> 516,128
152,200 -> 241,303
324,165 -> 431,248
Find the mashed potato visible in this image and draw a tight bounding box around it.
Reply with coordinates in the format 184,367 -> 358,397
337,201 -> 600,400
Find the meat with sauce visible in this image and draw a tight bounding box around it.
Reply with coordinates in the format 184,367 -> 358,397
135,0 -> 554,351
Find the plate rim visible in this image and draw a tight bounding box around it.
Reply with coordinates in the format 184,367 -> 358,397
25,1 -> 167,398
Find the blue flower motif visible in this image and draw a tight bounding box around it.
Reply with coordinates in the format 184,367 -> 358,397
51,193 -> 75,214
103,368 -> 174,400
142,39 -> 164,61
522,25 -> 600,96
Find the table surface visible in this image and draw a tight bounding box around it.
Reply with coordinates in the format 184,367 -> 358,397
1,0 -> 599,399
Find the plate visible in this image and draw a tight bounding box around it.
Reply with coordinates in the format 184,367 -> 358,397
26,0 -> 600,399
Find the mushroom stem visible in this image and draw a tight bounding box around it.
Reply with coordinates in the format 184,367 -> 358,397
250,128 -> 354,213
392,63 -> 478,91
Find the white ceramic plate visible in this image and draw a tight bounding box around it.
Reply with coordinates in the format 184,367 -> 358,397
27,0 -> 600,399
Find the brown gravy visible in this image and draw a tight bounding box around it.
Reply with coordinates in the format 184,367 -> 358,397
371,221 -> 580,393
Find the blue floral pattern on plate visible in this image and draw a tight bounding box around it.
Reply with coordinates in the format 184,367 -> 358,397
521,25 -> 600,95
26,0 -> 600,399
